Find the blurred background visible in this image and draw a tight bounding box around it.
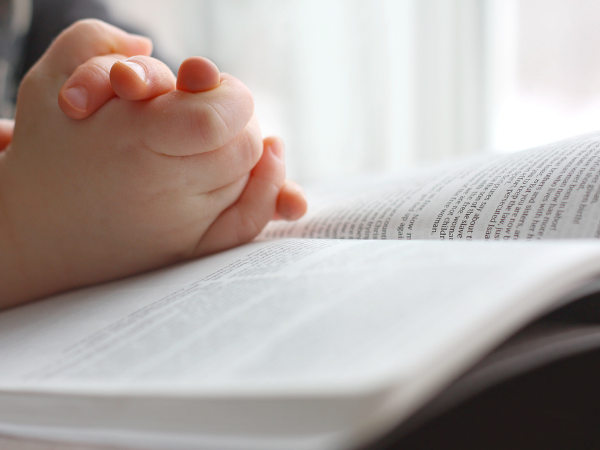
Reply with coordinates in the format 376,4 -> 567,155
104,0 -> 600,184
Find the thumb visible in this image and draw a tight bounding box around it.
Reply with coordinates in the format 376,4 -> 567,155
176,57 -> 221,93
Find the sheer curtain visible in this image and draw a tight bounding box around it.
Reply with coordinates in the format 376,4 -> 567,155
106,0 -> 490,183
490,0 -> 600,152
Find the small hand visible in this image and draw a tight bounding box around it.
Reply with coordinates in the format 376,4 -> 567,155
58,52 -> 307,225
0,20 -> 306,307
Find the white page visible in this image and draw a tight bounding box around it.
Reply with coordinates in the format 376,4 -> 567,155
262,132 -> 600,241
1,239 -> 600,393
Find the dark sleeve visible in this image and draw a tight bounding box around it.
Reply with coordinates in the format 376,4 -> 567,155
16,0 -> 168,83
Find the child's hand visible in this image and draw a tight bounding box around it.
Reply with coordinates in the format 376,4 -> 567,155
0,20 -> 304,307
57,51 -> 307,225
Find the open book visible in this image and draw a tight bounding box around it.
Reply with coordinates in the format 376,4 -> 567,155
3,132 -> 600,449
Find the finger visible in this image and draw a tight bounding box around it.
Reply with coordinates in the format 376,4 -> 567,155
58,54 -> 123,119
129,73 -> 254,156
36,19 -> 152,78
156,115 -> 262,193
274,180 -> 308,221
193,136 -> 286,256
110,56 -> 176,100
62,56 -> 219,120
59,55 -> 177,120
0,119 -> 14,151
176,57 -> 220,93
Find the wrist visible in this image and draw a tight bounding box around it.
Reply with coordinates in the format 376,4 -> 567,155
0,159 -> 25,307
0,155 -> 47,308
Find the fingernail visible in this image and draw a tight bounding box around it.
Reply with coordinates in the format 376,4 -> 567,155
120,60 -> 147,82
64,86 -> 88,111
269,139 -> 284,160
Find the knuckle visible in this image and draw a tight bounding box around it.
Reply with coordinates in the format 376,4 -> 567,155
233,77 -> 255,114
19,70 -> 36,92
55,19 -> 112,50
19,70 -> 45,100
191,102 -> 230,151
70,19 -> 108,37
225,198 -> 263,245
239,213 -> 262,241
239,124 -> 263,169
75,59 -> 110,81
224,77 -> 255,119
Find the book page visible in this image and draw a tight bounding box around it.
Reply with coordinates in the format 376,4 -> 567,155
262,132 -> 600,241
2,239 -> 600,450
1,239 -> 599,391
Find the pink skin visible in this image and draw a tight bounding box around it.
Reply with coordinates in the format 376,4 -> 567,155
0,20 -> 306,308
59,54 -> 307,220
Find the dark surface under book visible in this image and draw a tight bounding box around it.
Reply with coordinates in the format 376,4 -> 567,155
364,291 -> 600,450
